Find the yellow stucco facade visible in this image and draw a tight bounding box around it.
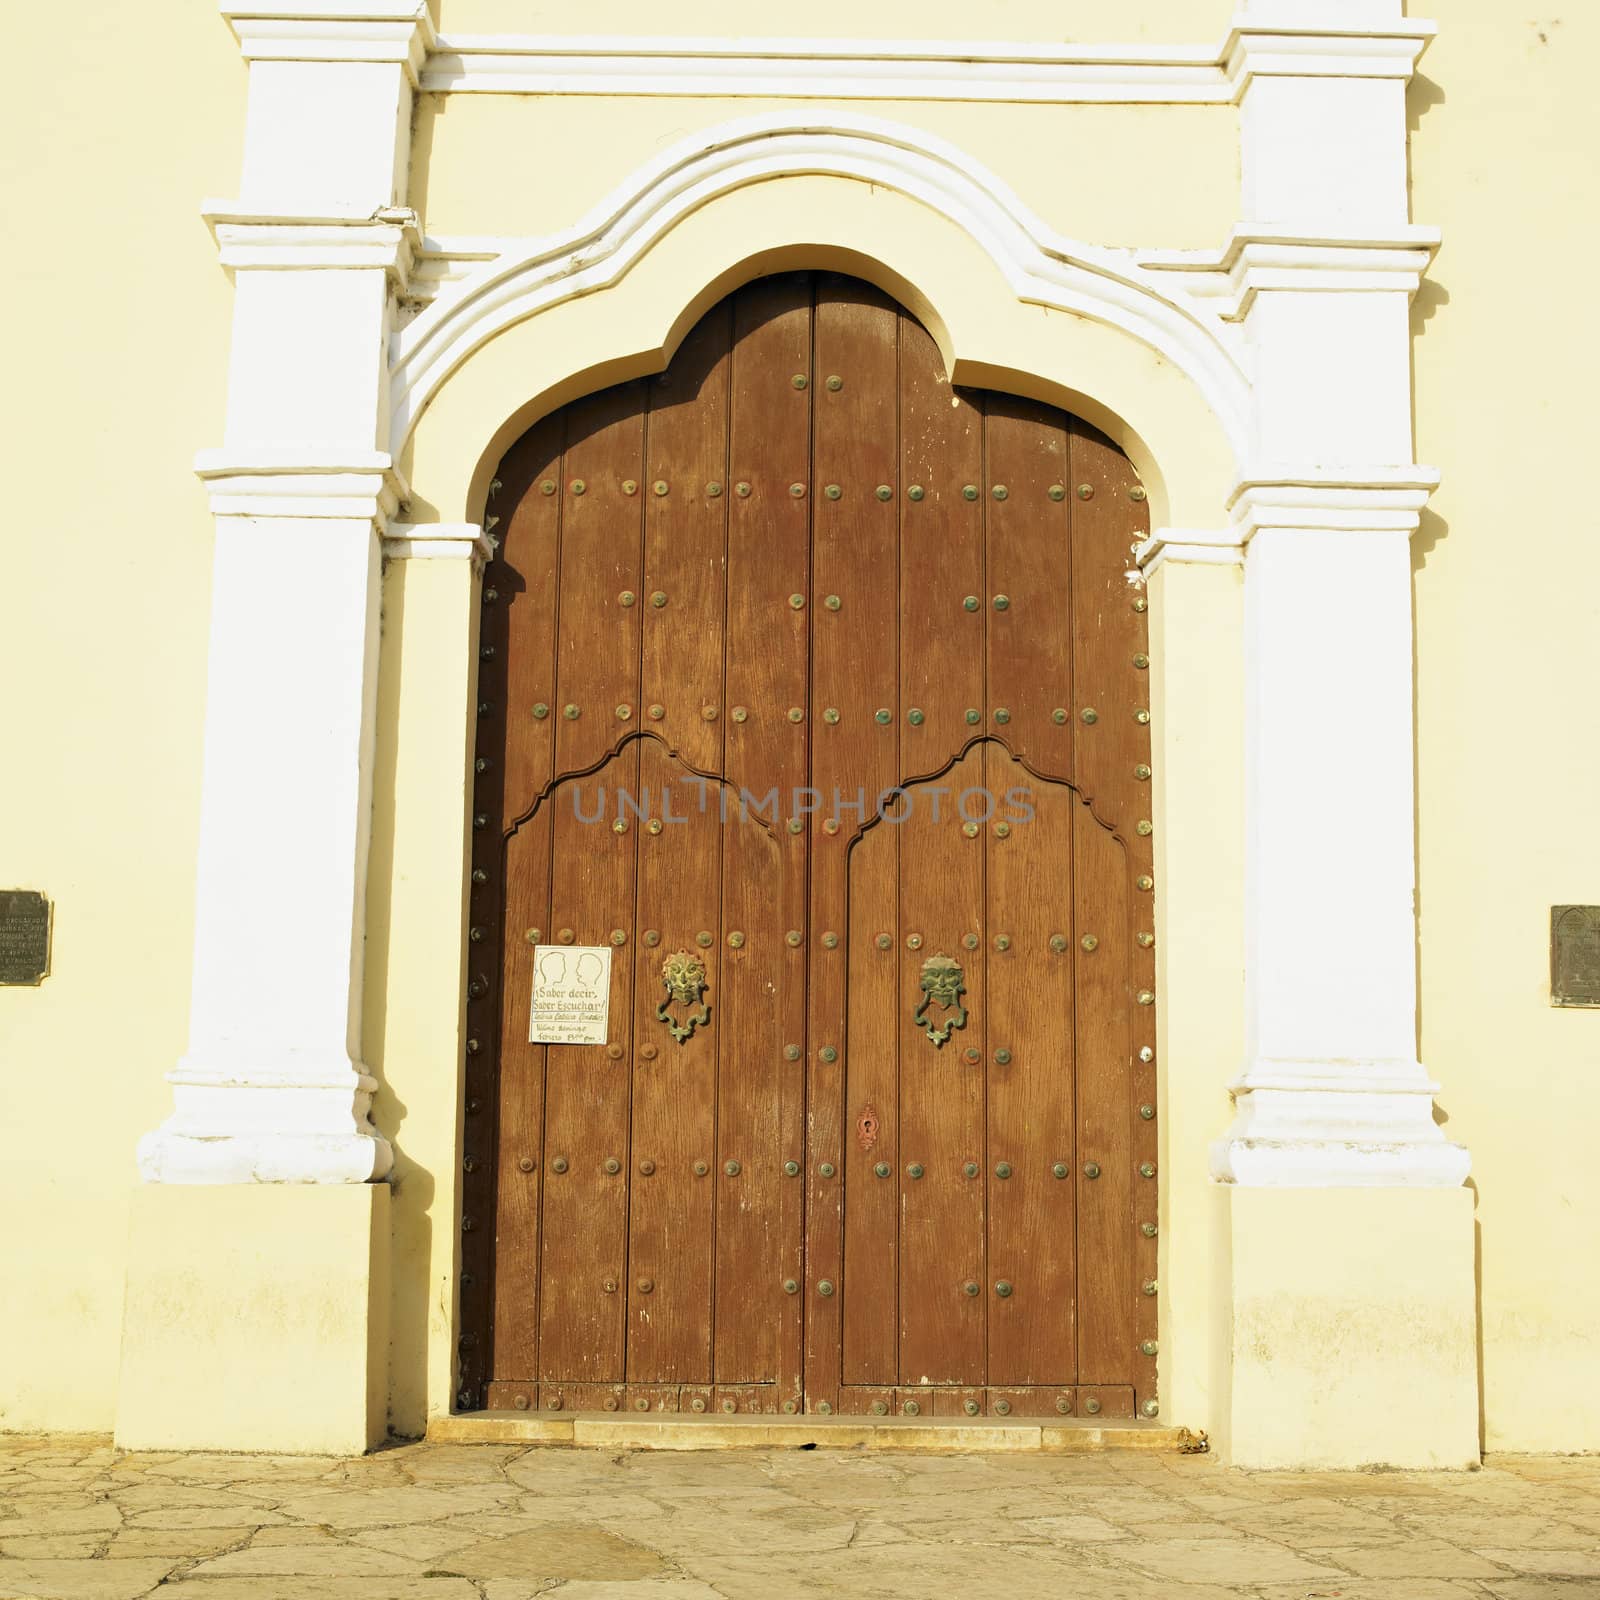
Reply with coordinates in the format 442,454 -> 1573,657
1,0 -> 1595,1463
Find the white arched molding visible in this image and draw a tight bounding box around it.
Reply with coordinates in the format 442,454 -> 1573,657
390,113 -> 1253,481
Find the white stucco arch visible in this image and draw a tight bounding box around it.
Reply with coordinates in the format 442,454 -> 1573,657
394,114 -> 1248,532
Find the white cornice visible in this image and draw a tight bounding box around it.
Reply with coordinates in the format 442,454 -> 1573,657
1223,21 -> 1433,94
383,522 -> 493,563
1136,530 -> 1246,574
222,3 -> 436,84
196,448 -> 409,524
204,204 -> 422,286
1228,469 -> 1440,539
418,17 -> 1433,104
423,34 -> 1228,103
1140,225 -> 1440,320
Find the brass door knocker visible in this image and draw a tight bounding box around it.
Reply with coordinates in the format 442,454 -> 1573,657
915,952 -> 968,1047
657,949 -> 711,1044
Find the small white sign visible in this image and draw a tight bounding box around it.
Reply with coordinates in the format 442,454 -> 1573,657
529,944 -> 613,1045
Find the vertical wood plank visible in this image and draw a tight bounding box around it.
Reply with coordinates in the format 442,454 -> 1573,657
495,414 -> 565,816
841,823 -> 898,1386
726,275 -> 814,1408
490,809 -> 553,1385
629,309 -> 732,1385
897,751 -> 988,1387
550,387 -> 646,775
812,277 -> 900,1394
626,739 -> 718,1383
894,312 -> 987,1392
482,414 -> 566,1396
536,389 -> 644,1384
714,810 -> 786,1383
984,750 -> 1076,1384
1072,809 -> 1135,1383
1069,418 -> 1156,1403
897,319 -> 984,773
983,396 -> 1074,777
641,304 -> 731,772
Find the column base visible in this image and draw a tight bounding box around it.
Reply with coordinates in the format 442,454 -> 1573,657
137,1059 -> 394,1183
1211,1060 -> 1470,1186
137,1127 -> 393,1184
1212,1136 -> 1470,1186
115,1183 -> 390,1455
1218,1186 -> 1479,1469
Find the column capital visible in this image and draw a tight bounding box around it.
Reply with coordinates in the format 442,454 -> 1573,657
1135,529 -> 1245,575
195,448 -> 409,524
221,2 -> 437,85
1225,17 -> 1435,100
1229,469 -> 1439,539
1141,226 -> 1438,320
203,204 -> 422,288
383,522 -> 494,565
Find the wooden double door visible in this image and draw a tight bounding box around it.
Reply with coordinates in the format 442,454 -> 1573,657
459,274 -> 1158,1421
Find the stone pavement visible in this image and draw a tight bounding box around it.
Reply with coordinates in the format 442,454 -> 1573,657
2,1434 -> 1599,1600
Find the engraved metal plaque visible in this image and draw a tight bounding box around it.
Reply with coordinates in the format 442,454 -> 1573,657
1551,905 -> 1600,1008
529,944 -> 613,1044
0,890 -> 52,985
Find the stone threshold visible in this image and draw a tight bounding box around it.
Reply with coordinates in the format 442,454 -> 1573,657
429,1411 -> 1202,1453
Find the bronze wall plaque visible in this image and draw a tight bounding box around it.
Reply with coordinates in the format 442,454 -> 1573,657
1551,906 -> 1600,1008
0,890 -> 52,985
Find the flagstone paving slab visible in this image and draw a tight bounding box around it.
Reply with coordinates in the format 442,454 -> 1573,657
0,1434 -> 1597,1598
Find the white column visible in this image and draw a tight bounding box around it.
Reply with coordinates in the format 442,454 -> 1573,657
138,3 -> 431,1183
1211,0 -> 1468,1185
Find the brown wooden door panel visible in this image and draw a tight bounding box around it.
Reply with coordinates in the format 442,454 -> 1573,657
724,276 -> 813,1407
552,389 -> 645,777
1073,807 -> 1136,1383
493,414 -> 563,818
895,758 -> 988,1387
538,764 -> 637,1383
640,300 -> 730,772
713,814 -> 786,1383
985,397 -> 1075,776
985,753 -> 1076,1385
470,273 -> 1155,1423
626,743 -> 717,1385
897,317 -> 983,763
841,822 -> 898,1386
814,278 -> 901,1391
490,809 -> 554,1386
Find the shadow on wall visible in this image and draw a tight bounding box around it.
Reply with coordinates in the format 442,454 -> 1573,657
364,562 -> 437,1438
1408,276 -> 1449,575
1408,71 -> 1446,136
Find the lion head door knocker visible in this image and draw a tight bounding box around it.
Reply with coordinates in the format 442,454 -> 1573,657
657,949 -> 711,1044
914,952 -> 968,1048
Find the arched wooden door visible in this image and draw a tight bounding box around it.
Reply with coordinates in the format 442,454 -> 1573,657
459,273 -> 1157,1421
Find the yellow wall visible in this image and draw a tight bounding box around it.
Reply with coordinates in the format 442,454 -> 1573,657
412,94 -> 1235,251
1411,1 -> 1600,1453
0,0 -> 241,1432
431,0 -> 1233,44
115,1185 -> 390,1455
413,96 -> 1238,251
4,0 -> 1598,1461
